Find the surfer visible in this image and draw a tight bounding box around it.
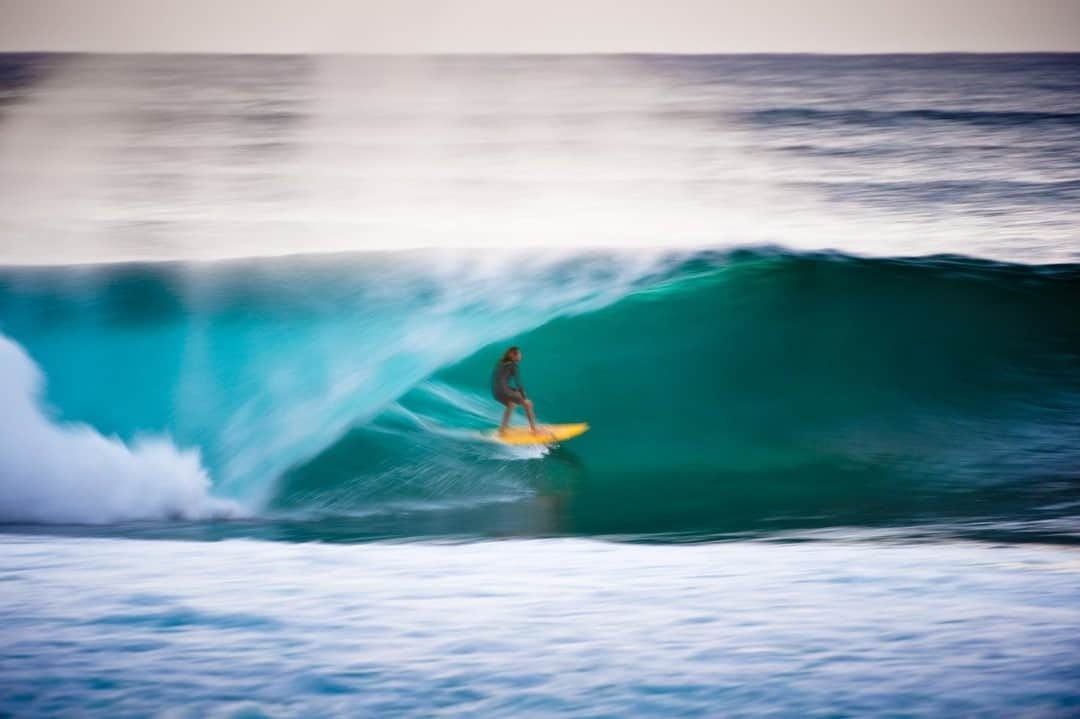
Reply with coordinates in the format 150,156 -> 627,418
492,346 -> 541,436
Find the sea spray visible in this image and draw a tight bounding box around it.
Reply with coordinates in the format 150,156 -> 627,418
0,334 -> 237,523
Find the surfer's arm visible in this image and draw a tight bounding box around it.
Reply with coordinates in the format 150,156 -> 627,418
510,365 -> 527,398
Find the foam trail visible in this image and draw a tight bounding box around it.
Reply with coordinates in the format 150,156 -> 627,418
0,334 -> 238,524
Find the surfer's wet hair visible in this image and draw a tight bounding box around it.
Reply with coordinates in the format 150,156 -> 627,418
500,346 -> 520,363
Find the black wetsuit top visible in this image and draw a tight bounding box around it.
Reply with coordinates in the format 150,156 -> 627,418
492,360 -> 526,404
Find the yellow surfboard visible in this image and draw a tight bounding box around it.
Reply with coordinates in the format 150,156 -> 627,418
488,423 -> 590,446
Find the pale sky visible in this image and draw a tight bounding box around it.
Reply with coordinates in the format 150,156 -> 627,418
1,0 -> 1078,54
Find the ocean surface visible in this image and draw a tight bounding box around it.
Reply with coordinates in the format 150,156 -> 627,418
1,53 -> 1079,716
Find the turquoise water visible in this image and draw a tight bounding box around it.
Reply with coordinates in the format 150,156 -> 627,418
2,250 -> 1078,541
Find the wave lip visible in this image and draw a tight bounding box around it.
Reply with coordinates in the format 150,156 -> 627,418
0,335 -> 240,525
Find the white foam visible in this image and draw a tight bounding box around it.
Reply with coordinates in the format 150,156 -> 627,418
0,334 -> 239,524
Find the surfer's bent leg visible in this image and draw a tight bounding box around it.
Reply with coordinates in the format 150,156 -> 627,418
499,401 -> 515,434
522,398 -> 540,433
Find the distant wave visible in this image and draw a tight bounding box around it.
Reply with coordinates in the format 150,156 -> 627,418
752,107 -> 1080,128
3,53 -> 1079,266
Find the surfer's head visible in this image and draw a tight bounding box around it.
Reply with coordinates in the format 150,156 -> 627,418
501,346 -> 521,363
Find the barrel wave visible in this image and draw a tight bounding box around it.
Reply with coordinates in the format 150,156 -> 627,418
6,249 -> 1069,537
276,250 -> 1080,540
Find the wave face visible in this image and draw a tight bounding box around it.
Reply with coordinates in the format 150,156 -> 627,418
222,250 -> 1080,541
1,250 -> 1079,537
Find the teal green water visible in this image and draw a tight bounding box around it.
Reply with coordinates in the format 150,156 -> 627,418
0,249 -> 1053,539
276,252 -> 1080,540
3,250 -> 1079,539
2,250 -> 1079,538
